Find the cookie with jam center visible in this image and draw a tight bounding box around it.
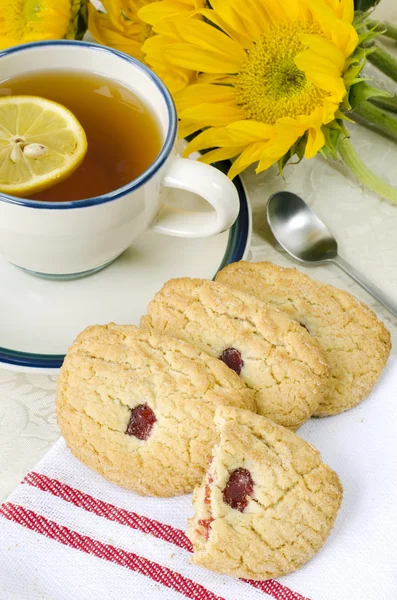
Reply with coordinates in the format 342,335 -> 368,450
188,406 -> 343,580
216,261 -> 391,415
56,323 -> 255,497
141,278 -> 330,430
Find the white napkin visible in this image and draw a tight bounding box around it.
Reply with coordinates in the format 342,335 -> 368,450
1,360 -> 397,600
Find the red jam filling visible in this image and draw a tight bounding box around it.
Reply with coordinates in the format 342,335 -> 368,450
219,348 -> 244,375
125,404 -> 156,440
204,475 -> 214,504
197,518 -> 214,541
223,468 -> 254,512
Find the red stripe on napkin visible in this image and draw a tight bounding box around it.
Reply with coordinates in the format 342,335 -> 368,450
22,472 -> 310,600
0,502 -> 225,600
23,472 -> 192,551
246,580 -> 310,600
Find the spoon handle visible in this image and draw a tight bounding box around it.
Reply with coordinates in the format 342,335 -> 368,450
331,255 -> 397,318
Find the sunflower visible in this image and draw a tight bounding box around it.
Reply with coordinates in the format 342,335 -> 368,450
88,0 -> 205,93
158,0 -> 360,179
0,0 -> 87,49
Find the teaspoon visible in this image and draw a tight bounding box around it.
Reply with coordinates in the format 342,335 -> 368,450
266,191 -> 397,318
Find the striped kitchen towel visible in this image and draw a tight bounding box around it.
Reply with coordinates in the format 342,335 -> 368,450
1,360 -> 397,600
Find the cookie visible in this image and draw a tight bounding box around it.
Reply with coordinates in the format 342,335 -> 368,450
216,261 -> 391,415
187,406 -> 343,580
56,323 -> 255,497
141,278 -> 330,430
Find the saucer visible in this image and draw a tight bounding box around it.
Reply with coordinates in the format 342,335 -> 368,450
0,170 -> 251,372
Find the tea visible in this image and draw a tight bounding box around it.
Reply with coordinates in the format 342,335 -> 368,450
0,70 -> 163,201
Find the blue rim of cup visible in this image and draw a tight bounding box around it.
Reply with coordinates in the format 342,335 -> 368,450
0,39 -> 177,209
0,168 -> 250,370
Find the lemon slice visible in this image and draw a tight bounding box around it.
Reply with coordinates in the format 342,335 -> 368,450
0,96 -> 87,197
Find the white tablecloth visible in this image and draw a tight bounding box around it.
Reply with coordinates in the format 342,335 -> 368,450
1,0 -> 397,503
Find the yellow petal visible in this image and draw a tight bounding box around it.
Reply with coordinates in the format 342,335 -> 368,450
309,0 -> 358,57
304,68 -> 346,98
322,96 -> 341,123
339,0 -> 354,24
88,4 -> 144,58
262,0 -> 310,23
138,2 -> 175,26
322,0 -> 354,23
296,106 -> 325,153
0,36 -> 19,49
143,34 -> 194,71
139,1 -> 196,26
224,120 -> 275,145
179,103 -> 245,126
258,118 -> 304,163
143,34 -> 172,57
256,154 -> 279,173
295,41 -> 346,98
148,58 -> 193,94
150,14 -> 202,37
119,0 -> 141,20
198,8 -> 253,49
305,125 -> 325,157
295,53 -> 344,92
205,0 -> 269,44
299,34 -> 346,71
322,0 -> 339,13
197,146 -> 246,165
197,73 -> 237,85
164,18 -> 246,66
163,43 -> 241,73
178,121 -> 202,138
176,84 -> 236,111
100,0 -> 123,29
228,142 -> 264,179
183,127 -> 232,155
182,119 -> 274,155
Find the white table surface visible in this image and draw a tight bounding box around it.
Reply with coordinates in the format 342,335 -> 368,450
1,0 -> 397,502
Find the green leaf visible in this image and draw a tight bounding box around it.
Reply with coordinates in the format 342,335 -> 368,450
321,126 -> 340,160
277,134 -> 307,174
66,0 -> 88,40
354,0 -> 381,11
349,81 -> 392,110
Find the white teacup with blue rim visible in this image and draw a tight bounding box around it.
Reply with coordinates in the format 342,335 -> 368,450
0,40 -> 239,279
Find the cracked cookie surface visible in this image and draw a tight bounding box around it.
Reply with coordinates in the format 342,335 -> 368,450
56,323 -> 256,497
216,261 -> 391,415
141,278 -> 330,430
188,406 -> 343,580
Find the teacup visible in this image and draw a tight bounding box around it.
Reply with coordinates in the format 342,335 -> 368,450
0,40 -> 239,279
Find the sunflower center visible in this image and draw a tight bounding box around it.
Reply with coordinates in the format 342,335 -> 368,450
235,21 -> 329,125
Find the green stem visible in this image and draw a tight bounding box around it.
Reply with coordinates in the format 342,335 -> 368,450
353,100 -> 397,141
338,137 -> 397,205
367,20 -> 397,42
370,95 -> 397,113
367,45 -> 397,83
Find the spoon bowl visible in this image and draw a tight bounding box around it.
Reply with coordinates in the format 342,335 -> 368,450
267,191 -> 337,263
266,190 -> 397,318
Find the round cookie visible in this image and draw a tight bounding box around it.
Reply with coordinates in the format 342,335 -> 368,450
216,261 -> 391,415
188,406 -> 343,580
56,323 -> 255,497
141,278 -> 330,430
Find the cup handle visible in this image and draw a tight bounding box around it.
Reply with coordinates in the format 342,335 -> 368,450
151,157 -> 240,238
